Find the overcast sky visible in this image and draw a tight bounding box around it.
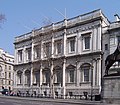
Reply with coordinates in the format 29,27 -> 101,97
0,0 -> 120,55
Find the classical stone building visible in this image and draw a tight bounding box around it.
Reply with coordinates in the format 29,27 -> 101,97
14,9 -> 110,98
0,48 -> 14,91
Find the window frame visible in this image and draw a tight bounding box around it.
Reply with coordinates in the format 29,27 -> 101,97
82,32 -> 91,51
68,37 -> 76,54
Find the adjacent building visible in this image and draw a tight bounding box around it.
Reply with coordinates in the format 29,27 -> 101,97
14,9 -> 111,98
0,48 -> 14,91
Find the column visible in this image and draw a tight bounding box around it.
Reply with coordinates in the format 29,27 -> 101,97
97,57 -> 101,93
31,67 -> 33,86
23,71 -> 25,87
62,59 -> 66,99
40,63 -> 43,86
63,28 -> 67,56
50,61 -> 55,99
76,61 -> 79,86
51,34 -> 54,58
14,71 -> 17,88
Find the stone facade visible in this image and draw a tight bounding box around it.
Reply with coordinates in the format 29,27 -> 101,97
0,48 -> 14,91
14,9 -> 110,98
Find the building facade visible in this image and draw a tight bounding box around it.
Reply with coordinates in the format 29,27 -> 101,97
0,48 -> 14,91
102,15 -> 120,75
14,9 -> 110,98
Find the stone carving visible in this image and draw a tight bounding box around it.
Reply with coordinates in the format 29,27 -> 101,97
105,43 -> 120,75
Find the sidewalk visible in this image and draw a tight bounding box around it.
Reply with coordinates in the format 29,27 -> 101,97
0,95 -> 118,105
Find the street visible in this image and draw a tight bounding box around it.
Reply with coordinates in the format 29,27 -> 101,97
0,97 -> 84,105
0,97 -> 103,105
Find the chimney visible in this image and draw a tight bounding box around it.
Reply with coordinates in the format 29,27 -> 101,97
114,14 -> 120,22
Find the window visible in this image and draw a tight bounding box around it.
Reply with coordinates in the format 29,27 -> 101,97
84,68 -> 89,82
44,43 -> 51,57
5,72 -> 7,78
9,72 -> 11,79
34,46 -> 40,59
69,70 -> 74,82
26,48 -> 31,61
66,65 -> 75,83
18,74 -> 22,84
17,71 -> 22,84
82,33 -> 91,50
33,72 -> 40,84
54,71 -> 62,83
18,50 -> 23,62
105,44 -> 108,50
55,40 -> 62,55
43,71 -> 50,84
9,81 -> 11,85
81,63 -> 91,82
9,66 -> 11,70
68,37 -> 75,53
84,36 -> 90,49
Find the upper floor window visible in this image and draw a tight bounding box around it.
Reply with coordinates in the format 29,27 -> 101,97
9,66 -> 11,70
26,48 -> 31,61
9,72 -> 11,79
18,50 -> 23,62
55,40 -> 62,55
82,33 -> 91,50
43,42 -> 51,58
34,46 -> 40,59
68,37 -> 75,53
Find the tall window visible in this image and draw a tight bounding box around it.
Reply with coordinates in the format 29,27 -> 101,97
117,36 -> 120,43
82,33 -> 91,50
26,48 -> 31,61
9,66 -> 11,70
34,46 -> 40,59
9,72 -> 11,79
43,70 -> 50,84
18,74 -> 22,84
55,70 -> 62,83
44,43 -> 51,57
69,70 -> 74,82
55,40 -> 62,55
18,50 -> 23,62
81,63 -> 91,82
67,65 -> 75,83
68,37 -> 75,53
84,68 -> 89,82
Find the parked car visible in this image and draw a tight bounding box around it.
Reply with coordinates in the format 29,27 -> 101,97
1,89 -> 9,95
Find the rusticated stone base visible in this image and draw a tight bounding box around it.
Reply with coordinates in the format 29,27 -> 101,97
102,75 -> 120,104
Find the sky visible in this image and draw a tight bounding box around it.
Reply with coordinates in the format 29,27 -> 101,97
0,0 -> 120,55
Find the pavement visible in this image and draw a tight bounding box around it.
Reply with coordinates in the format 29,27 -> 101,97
0,95 -> 119,105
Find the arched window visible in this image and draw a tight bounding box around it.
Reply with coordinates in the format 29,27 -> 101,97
17,70 -> 22,84
42,68 -> 50,84
80,63 -> 92,82
53,66 -> 62,84
66,65 -> 76,83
